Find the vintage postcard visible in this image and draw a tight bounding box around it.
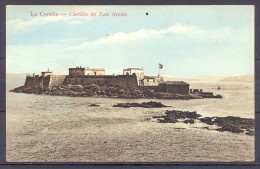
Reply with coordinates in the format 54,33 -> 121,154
6,5 -> 254,162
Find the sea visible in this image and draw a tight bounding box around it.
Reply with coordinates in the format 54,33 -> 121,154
6,74 -> 255,162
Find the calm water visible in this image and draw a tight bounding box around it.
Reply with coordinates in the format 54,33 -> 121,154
6,75 -> 255,162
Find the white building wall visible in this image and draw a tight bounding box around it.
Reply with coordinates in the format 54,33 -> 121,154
123,68 -> 144,85
85,68 -> 105,75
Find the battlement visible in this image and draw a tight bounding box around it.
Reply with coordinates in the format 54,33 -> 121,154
64,74 -> 138,90
69,66 -> 105,76
22,74 -> 138,91
20,67 -> 189,94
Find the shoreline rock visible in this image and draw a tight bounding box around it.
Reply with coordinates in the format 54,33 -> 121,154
153,110 -> 254,135
113,101 -> 170,108
10,84 -> 207,100
89,104 -> 100,107
10,84 -> 222,100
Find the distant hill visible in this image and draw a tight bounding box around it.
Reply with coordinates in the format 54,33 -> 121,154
163,75 -> 254,84
164,76 -> 223,82
220,74 -> 254,83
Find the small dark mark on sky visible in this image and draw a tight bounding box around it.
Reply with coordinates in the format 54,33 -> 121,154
146,13 -> 149,15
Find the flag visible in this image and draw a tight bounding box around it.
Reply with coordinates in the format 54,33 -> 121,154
159,63 -> 163,69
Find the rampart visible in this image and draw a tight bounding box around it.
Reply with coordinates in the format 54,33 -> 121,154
24,76 -> 43,88
49,75 -> 67,88
23,74 -> 138,91
63,75 -> 138,90
139,86 -> 159,91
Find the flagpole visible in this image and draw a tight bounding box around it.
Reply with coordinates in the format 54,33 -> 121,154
158,63 -> 160,77
158,63 -> 163,77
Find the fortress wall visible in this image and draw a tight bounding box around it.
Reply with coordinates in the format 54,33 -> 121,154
109,75 -> 138,89
24,76 -> 43,88
139,86 -> 159,91
42,76 -> 51,90
23,75 -> 138,91
24,76 -> 51,90
159,83 -> 190,95
64,75 -> 138,90
69,68 -> 85,76
49,75 -> 67,88
23,75 -> 65,91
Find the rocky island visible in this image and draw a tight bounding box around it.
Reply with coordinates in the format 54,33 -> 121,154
10,66 -> 222,99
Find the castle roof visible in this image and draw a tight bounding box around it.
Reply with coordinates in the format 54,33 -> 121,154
69,67 -> 85,69
144,75 -> 160,79
69,67 -> 105,71
162,81 -> 189,85
41,71 -> 52,73
123,68 -> 143,71
85,67 -> 105,71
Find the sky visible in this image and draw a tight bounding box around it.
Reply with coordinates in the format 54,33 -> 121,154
6,5 -> 254,77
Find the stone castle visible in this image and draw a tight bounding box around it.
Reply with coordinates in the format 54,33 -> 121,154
22,66 -> 190,95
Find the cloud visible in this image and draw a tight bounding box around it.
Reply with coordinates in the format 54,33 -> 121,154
67,23 -> 233,50
160,24 -> 194,33
53,37 -> 88,43
7,15 -> 91,33
75,29 -> 163,46
6,22 -> 253,76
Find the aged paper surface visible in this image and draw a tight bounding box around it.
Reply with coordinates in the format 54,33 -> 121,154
6,5 -> 254,162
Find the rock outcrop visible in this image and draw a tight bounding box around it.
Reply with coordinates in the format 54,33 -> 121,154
113,101 -> 170,108
153,110 -> 254,135
11,84 -> 206,100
